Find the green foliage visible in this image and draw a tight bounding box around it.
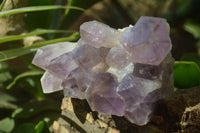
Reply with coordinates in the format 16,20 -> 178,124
181,53 -> 200,67
184,20 -> 200,39
0,5 -> 85,17
16,123 -> 35,133
0,32 -> 79,62
174,61 -> 200,89
0,62 -> 12,84
0,91 -> 17,110
7,70 -> 44,90
0,29 -> 74,44
25,0 -> 53,30
60,0 -> 102,29
0,0 -> 7,11
12,99 -> 60,119
35,121 -> 50,133
0,117 -> 15,133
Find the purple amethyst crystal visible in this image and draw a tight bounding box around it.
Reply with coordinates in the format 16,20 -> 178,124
62,67 -> 94,99
32,16 -> 174,126
62,78 -> 85,99
106,44 -> 129,68
117,74 -> 161,125
120,16 -> 172,65
72,44 -> 108,74
85,73 -> 125,116
41,71 -> 63,93
47,52 -> 78,79
80,20 -> 120,48
32,42 -> 77,69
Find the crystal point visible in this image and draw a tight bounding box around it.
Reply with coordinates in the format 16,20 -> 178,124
120,16 -> 172,65
41,71 -> 63,93
32,42 -> 77,69
80,20 -> 119,48
117,74 -> 161,125
86,73 -> 125,116
47,52 -> 78,79
106,44 -> 129,68
73,44 -> 108,74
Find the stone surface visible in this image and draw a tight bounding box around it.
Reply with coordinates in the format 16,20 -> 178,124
120,16 -> 172,65
33,16 -> 174,126
180,103 -> 200,133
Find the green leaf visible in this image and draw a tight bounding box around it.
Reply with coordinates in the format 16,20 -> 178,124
59,0 -> 102,29
0,62 -> 12,83
174,61 -> 200,89
48,0 -> 64,39
0,91 -> 17,109
0,29 -> 75,44
0,0 -> 7,11
7,70 -> 44,89
35,121 -> 50,133
0,5 -> 86,17
25,0 -> 53,30
17,123 -> 35,133
181,53 -> 200,67
184,20 -> 200,39
0,117 -> 15,133
0,32 -> 79,62
12,99 -> 60,119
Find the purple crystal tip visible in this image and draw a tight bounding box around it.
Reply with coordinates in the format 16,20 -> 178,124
32,16 -> 174,126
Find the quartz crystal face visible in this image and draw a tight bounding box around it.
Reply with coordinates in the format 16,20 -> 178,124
32,42 -> 77,69
120,16 -> 172,65
80,20 -> 120,48
47,52 -> 78,79
41,71 -> 63,93
62,78 -> 85,99
72,44 -> 109,74
85,73 -> 125,116
106,44 -> 130,68
32,16 -> 174,126
117,74 -> 161,125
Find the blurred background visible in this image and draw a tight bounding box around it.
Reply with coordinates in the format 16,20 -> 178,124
0,0 -> 200,132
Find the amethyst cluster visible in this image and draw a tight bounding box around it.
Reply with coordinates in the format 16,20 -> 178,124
32,16 -> 174,125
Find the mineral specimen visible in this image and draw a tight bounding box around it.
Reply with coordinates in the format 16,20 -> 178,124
86,73 -> 125,116
32,42 -> 77,69
120,16 -> 171,65
32,16 -> 174,126
41,71 -> 63,93
80,20 -> 120,48
72,44 -> 109,74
